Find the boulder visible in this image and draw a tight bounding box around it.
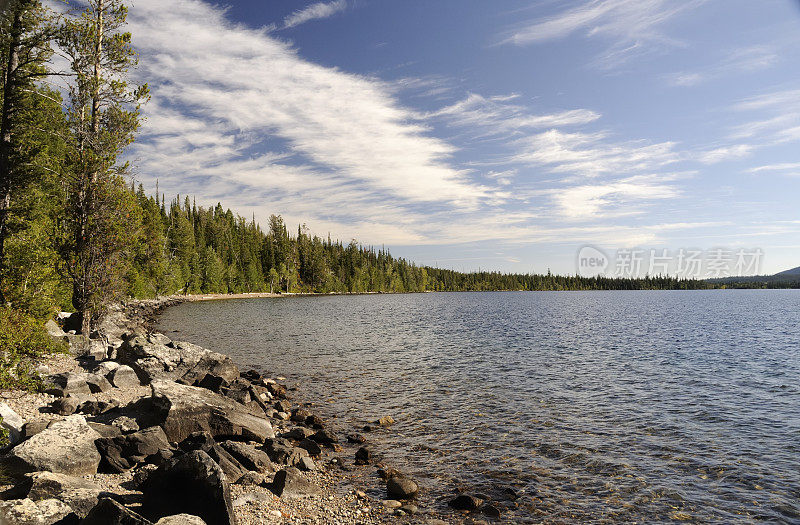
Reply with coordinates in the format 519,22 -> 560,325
141,450 -> 236,525
87,422 -> 122,439
84,340 -> 107,361
298,438 -> 321,457
108,365 -> 141,389
26,471 -> 102,518
177,432 -> 246,483
346,433 -> 366,444
235,471 -> 265,486
0,498 -> 76,525
4,415 -> 101,476
43,373 -> 90,397
111,416 -> 139,434
309,429 -> 338,446
219,441 -> 273,473
20,419 -> 50,442
84,374 -> 112,393
77,398 -> 119,416
118,336 -> 237,386
94,361 -> 120,377
297,456 -> 315,472
264,438 -> 308,466
155,515 -> 206,525
271,467 -> 320,498
0,402 -> 25,445
280,427 -> 313,441
81,497 -> 152,525
148,381 -> 274,443
180,353 -> 240,388
290,408 -> 310,423
51,397 -> 78,416
387,476 -> 418,500
96,426 -> 174,473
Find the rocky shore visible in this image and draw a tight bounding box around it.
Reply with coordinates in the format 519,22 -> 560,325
0,298 -> 500,524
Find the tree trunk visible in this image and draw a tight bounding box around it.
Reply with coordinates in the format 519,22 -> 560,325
74,0 -> 103,332
0,3 -> 23,305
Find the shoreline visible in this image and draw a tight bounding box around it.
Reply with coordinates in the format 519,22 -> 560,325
0,299 -> 461,524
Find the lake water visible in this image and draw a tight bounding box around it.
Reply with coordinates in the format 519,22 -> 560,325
157,290 -> 800,523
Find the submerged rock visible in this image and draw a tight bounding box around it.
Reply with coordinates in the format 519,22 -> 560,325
386,476 -> 418,500
449,494 -> 484,511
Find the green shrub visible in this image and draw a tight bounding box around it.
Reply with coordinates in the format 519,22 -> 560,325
0,307 -> 66,391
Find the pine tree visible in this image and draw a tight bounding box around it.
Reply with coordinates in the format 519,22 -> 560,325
57,0 -> 148,332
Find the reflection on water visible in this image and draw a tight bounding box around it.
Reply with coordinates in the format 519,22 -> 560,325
157,290 -> 800,523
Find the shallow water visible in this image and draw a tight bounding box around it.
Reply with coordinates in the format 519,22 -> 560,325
157,290 -> 800,523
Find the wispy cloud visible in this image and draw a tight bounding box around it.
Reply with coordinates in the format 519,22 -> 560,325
729,88 -> 800,146
427,93 -> 600,139
551,175 -> 681,220
748,162 -> 800,176
283,0 -> 347,29
668,45 -> 779,87
696,144 -> 754,164
500,0 -> 705,68
509,129 -> 681,177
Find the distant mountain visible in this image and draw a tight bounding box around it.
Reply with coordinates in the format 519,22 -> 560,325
776,266 -> 800,276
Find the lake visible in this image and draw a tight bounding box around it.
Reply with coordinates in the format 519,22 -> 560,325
157,290 -> 800,523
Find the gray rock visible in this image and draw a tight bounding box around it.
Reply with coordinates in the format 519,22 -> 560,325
94,361 -> 120,377
96,426 -> 174,473
4,415 -> 101,476
0,402 -> 25,445
355,446 -> 372,465
118,335 -> 237,386
26,471 -> 102,518
43,372 -> 91,397
271,467 -> 321,498
45,319 -> 65,338
155,515 -> 206,525
399,504 -> 419,515
50,397 -> 78,416
111,416 -> 139,433
87,422 -> 122,438
387,476 -> 419,500
20,419 -> 50,441
264,438 -> 308,466
309,429 -> 337,446
141,450 -> 236,525
235,471 -> 265,486
81,497 -> 152,525
109,365 -> 141,389
0,497 -> 75,525
84,373 -> 112,393
298,438 -> 321,457
219,441 -> 273,472
85,340 -> 108,361
280,427 -> 314,441
297,456 -> 315,472
149,380 -> 274,443
77,398 -> 119,416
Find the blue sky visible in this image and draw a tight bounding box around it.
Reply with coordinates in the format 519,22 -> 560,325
119,0 -> 800,275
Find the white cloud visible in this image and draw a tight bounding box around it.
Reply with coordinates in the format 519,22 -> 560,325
668,45 -> 779,87
697,144 -> 754,164
748,162 -> 800,176
428,93 -> 600,139
729,88 -> 800,146
124,0 -> 494,216
501,0 -> 705,68
283,0 -> 347,29
550,175 -> 681,220
509,129 -> 681,177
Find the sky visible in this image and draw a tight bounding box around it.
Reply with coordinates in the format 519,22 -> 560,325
111,0 -> 800,276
